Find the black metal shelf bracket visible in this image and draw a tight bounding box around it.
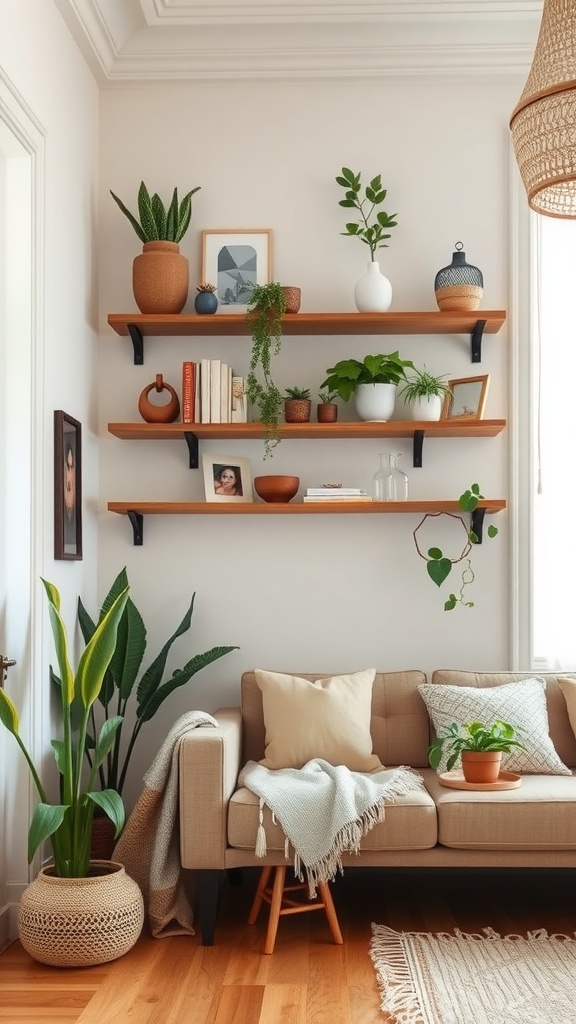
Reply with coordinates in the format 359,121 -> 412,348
184,431 -> 199,469
127,324 -> 144,365
127,510 -> 144,546
471,319 -> 487,363
412,430 -> 425,468
470,507 -> 486,544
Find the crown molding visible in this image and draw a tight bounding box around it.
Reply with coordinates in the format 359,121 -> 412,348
54,0 -> 542,84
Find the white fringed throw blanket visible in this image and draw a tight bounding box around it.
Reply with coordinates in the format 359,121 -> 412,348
239,758 -> 423,896
113,710 -> 217,938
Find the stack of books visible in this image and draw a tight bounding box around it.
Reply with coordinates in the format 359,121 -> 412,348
181,360 -> 247,424
303,487 -> 373,503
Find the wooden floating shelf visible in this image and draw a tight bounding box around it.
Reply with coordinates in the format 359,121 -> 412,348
108,310 -> 506,338
108,420 -> 507,442
108,500 -> 506,516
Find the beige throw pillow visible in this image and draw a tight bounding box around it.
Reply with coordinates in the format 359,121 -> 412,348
418,676 -> 571,775
557,677 -> 576,739
254,668 -> 383,772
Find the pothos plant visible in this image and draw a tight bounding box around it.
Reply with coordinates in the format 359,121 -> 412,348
245,281 -> 287,459
413,483 -> 499,611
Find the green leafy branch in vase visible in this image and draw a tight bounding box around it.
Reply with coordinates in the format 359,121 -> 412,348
413,483 -> 499,611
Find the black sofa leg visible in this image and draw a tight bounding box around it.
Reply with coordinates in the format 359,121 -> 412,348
196,869 -> 223,945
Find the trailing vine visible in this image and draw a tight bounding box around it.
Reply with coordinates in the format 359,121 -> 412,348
413,483 -> 499,610
246,282 -> 286,459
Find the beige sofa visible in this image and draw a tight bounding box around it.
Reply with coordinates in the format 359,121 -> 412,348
179,669 -> 576,944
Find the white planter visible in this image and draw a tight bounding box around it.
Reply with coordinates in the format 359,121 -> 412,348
407,395 -> 443,421
354,261 -> 392,312
355,383 -> 397,422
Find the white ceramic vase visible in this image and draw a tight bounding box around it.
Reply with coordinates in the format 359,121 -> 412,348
354,261 -> 392,313
408,395 -> 443,421
355,383 -> 397,422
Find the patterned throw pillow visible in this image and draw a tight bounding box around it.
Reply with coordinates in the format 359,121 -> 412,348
418,677 -> 571,775
254,667 -> 383,772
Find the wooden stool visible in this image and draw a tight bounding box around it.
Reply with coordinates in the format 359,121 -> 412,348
247,865 -> 344,954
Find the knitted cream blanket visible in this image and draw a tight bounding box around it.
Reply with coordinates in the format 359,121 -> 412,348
113,710 -> 217,938
239,758 -> 423,896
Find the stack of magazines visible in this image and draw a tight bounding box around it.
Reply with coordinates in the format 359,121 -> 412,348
303,487 -> 372,503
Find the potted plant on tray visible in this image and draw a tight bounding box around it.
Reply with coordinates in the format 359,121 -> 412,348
398,366 -> 452,422
246,281 -> 287,458
110,180 -> 201,314
336,166 -> 398,311
321,352 -> 414,422
0,579 -> 144,966
428,720 -> 526,784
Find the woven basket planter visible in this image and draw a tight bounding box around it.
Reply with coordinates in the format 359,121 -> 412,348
19,861 -> 144,967
284,398 -> 311,423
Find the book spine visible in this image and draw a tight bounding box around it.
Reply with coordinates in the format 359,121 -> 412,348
210,359 -> 222,423
200,358 -> 211,423
181,361 -> 195,423
302,495 -> 373,502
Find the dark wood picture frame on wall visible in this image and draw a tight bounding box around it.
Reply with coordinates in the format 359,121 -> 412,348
54,410 -> 82,560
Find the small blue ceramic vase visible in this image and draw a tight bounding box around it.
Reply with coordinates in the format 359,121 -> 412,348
194,289 -> 218,314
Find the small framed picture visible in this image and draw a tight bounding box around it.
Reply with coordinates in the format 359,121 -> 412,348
54,410 -> 82,560
201,229 -> 272,312
202,453 -> 253,503
441,374 -> 490,421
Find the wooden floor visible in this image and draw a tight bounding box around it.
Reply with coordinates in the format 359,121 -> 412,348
1,867 -> 575,1024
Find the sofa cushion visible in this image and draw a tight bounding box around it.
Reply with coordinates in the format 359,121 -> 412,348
227,783 -> 438,852
241,670 -> 431,768
418,677 -> 571,775
254,667 -> 383,771
557,677 -> 576,741
422,769 -> 576,850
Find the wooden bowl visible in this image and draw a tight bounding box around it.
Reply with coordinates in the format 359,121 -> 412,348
254,475 -> 300,503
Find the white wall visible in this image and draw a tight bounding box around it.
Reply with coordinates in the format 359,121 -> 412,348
99,77 -> 522,809
0,0 -> 99,929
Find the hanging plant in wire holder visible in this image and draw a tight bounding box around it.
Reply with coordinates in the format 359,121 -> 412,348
413,483 -> 498,611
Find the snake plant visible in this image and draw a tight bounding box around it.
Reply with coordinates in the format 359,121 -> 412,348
110,180 -> 201,244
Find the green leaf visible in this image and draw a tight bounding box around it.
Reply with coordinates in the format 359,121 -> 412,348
165,188 -> 179,241
444,594 -> 457,611
92,716 -> 124,770
41,579 -> 74,707
28,803 -> 68,863
76,588 -> 130,709
427,547 -> 444,560
487,524 -> 498,539
427,558 -> 452,587
109,191 -> 148,244
137,181 -> 158,241
0,689 -> 19,735
151,193 -> 167,238
88,790 -> 125,838
137,646 -> 239,722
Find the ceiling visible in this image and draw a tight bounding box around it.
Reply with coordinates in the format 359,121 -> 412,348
54,0 -> 542,83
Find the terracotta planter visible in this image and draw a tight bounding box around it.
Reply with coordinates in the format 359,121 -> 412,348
132,240 -> 189,314
461,750 -> 502,784
19,861 -> 144,967
284,399 -> 311,423
281,286 -> 301,313
317,403 -> 338,423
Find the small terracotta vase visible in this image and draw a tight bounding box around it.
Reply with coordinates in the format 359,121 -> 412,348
254,475 -> 300,503
138,374 -> 180,423
285,398 -> 311,423
281,286 -> 301,314
132,240 -> 189,314
461,750 -> 502,784
317,403 -> 338,423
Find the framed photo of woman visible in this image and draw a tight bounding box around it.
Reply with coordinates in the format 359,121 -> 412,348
54,410 -> 82,559
202,453 -> 253,503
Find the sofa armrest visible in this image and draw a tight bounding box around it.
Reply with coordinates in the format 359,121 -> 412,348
179,707 -> 242,869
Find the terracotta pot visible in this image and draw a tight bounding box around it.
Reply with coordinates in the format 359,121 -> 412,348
19,861 -> 144,967
132,240 -> 189,314
461,750 -> 502,784
254,475 -> 300,503
284,398 -> 311,423
317,403 -> 338,423
281,286 -> 301,313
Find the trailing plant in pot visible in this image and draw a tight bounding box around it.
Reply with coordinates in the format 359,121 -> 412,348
110,180 -> 201,314
398,366 -> 452,422
0,579 -> 145,966
428,720 -> 526,784
246,281 -> 286,458
413,483 -> 499,611
336,166 -> 398,312
322,352 -> 414,422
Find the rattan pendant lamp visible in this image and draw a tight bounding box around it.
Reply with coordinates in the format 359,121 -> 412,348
510,0 -> 576,217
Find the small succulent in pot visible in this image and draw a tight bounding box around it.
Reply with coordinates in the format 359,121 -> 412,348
195,282 -> 218,314
284,386 -> 312,424
317,388 -> 338,423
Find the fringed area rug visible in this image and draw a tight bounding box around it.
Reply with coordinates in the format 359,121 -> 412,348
370,924 -> 576,1024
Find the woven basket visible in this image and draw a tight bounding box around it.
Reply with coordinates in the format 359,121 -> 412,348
434,284 -> 483,312
284,398 -> 311,422
19,861 -> 144,967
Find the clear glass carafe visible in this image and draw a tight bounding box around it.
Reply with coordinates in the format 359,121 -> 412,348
372,452 -> 409,501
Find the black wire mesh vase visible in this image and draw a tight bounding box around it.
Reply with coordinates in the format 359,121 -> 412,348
434,242 -> 484,311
